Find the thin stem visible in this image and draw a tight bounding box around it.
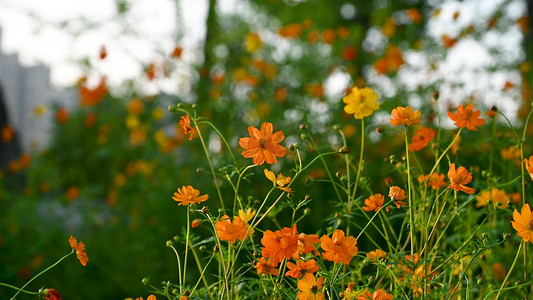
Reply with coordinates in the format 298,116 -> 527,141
11,252 -> 74,300
350,118 -> 365,208
196,120 -> 238,166
184,207 -> 190,289
169,245 -> 183,293
404,126 -> 415,256
195,124 -> 225,211
190,253 -> 215,297
495,241 -> 524,299
0,283 -> 39,295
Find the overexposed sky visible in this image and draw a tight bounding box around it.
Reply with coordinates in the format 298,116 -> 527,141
0,0 -> 209,87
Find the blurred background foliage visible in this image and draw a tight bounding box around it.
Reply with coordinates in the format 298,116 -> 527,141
1,0 -> 532,298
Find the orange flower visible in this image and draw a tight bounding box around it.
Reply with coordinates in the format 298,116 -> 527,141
409,127 -> 436,151
239,122 -> 286,165
320,229 -> 358,265
362,194 -> 385,212
69,235 -> 89,266
79,77 -> 108,107
264,169 -> 293,192
371,289 -> 394,300
255,257 -> 279,276
261,225 -> 299,263
56,107 -> 69,124
215,215 -> 251,244
179,115 -> 194,141
297,233 -> 320,255
146,63 -> 156,80
44,288 -> 61,300
389,106 -> 421,126
417,173 -> 447,190
99,45 -> 107,60
475,188 -> 509,209
127,98 -> 145,116
388,186 -> 407,208
447,163 -> 475,194
447,104 -> 485,131
297,273 -> 324,300
441,34 -> 457,48
278,23 -> 303,38
84,112 -> 97,128
66,186 -> 80,202
511,204 -> 533,243
486,106 -> 498,118
366,249 -> 386,262
406,7 -> 423,23
285,259 -> 319,279
136,296 -> 157,300
172,185 -> 209,206
524,156 -> 533,180
342,46 -> 357,61
171,46 -> 183,59
1,125 -> 14,143
245,32 -> 262,53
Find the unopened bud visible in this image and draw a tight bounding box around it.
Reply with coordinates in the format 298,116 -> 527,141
142,278 -> 149,285
376,127 -> 383,134
299,124 -> 308,131
333,125 -> 339,131
432,90 -> 439,101
201,206 -> 209,214
305,195 -> 311,200
338,146 -> 350,154
166,240 -> 173,247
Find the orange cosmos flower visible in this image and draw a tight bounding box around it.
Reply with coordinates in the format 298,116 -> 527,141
56,107 -> 69,124
285,259 -> 319,279
475,188 -> 509,209
179,115 -> 194,141
191,219 -> 201,228
1,125 -> 14,143
447,104 -> 485,131
342,46 -> 357,61
84,112 -> 97,128
297,273 -> 324,300
388,186 -> 407,208
127,98 -> 144,116
524,156 -> 533,180
409,127 -> 436,151
362,194 -> 385,212
261,225 -> 299,263
215,215 -> 251,244
366,249 -> 387,262
511,204 -> 533,243
69,236 -> 89,266
171,46 -> 183,59
371,289 -> 394,300
264,169 -> 293,192
389,106 -> 421,126
172,186 -> 208,206
320,229 -> 358,265
447,163 -> 475,194
406,7 -> 423,23
255,257 -> 279,276
65,186 -> 80,202
297,233 -> 320,255
44,288 -> 61,300
79,77 -> 108,107
239,122 -> 286,165
278,23 -> 303,38
486,106 -> 498,118
417,173 -> 447,190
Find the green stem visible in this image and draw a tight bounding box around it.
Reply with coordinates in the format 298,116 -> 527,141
11,251 -> 74,300
184,207 -> 190,288
169,245 -> 183,293
196,121 -> 238,166
195,124 -> 225,211
495,241 -> 524,299
404,126 -> 415,256
0,283 -> 39,295
350,118 -> 365,208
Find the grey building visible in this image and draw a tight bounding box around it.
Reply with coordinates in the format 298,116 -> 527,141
0,27 -> 74,152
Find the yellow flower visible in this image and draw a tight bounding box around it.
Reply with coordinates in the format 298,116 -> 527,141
245,32 -> 262,53
342,87 -> 380,119
475,188 -> 509,209
238,208 -> 256,224
264,169 -> 293,192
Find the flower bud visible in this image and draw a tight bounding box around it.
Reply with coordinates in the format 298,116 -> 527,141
191,219 -> 201,228
201,206 -> 209,214
166,240 -> 173,247
142,277 -> 149,285
299,124 -> 308,130
432,90 -> 439,101
338,146 -> 350,154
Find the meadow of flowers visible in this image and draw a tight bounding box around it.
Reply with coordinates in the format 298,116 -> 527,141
1,1 -> 533,299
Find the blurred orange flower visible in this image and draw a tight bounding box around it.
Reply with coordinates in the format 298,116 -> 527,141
447,163 -> 475,194
261,225 -> 299,263
322,29 -> 336,44
366,249 -> 386,262
79,77 -> 108,107
127,98 -> 145,116
278,23 -> 302,38
239,122 -> 286,165
69,235 -> 89,266
255,257 -> 279,276
84,112 -> 97,128
342,46 -> 357,61
406,8 -> 423,23
215,215 -> 251,244
441,34 -> 457,48
447,104 -> 485,131
285,259 -> 319,279
409,127 -> 436,151
171,46 -> 183,59
179,115 -> 194,141
172,185 -> 209,206
56,107 -> 69,124
389,106 -> 421,126
388,186 -> 407,208
1,125 -> 14,143
146,63 -> 156,80
511,204 -> 533,243
525,156 -> 533,180
66,186 -> 80,202
297,273 -> 324,300
320,229 -> 358,265
475,188 -> 509,209
274,86 -> 288,103
362,193 -> 385,212
417,173 -> 447,190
